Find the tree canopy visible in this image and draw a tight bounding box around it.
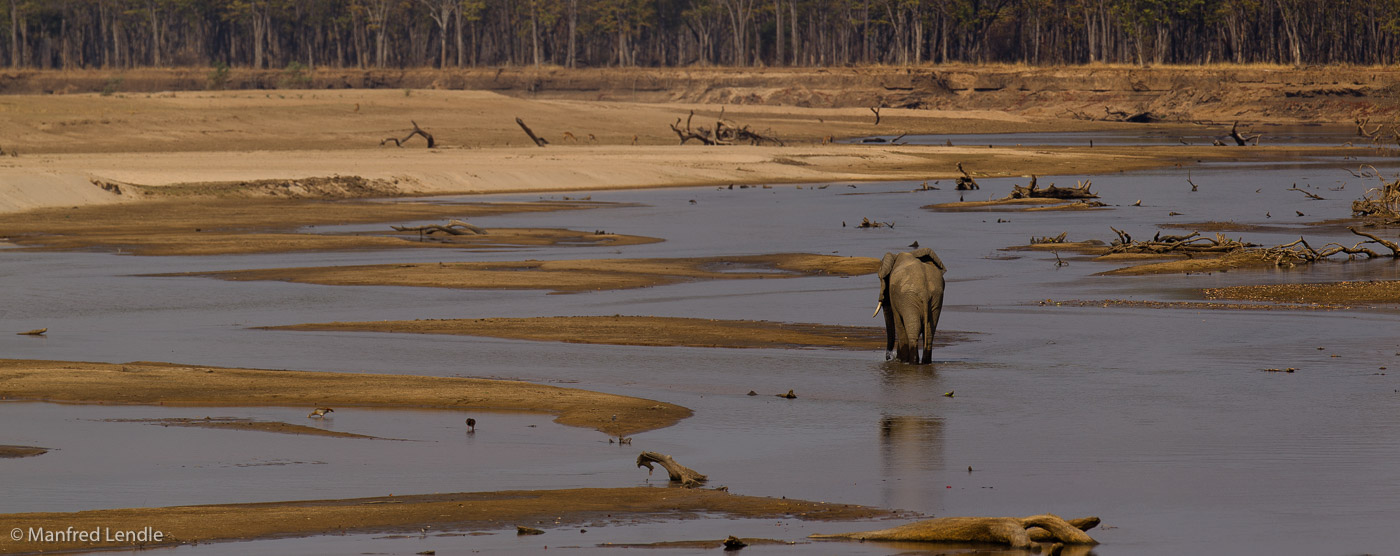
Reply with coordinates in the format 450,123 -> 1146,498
10,0 -> 1400,70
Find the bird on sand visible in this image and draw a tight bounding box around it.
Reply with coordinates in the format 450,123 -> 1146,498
308,407 -> 334,418
466,418 -> 476,432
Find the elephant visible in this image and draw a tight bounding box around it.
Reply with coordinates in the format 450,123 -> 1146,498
875,247 -> 946,364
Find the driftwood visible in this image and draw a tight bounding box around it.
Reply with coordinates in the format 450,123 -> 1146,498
390,219 -> 487,236
955,162 -> 979,190
1229,121 -> 1261,146
380,120 -> 435,148
516,117 -> 548,147
1009,176 -> 1097,199
871,106 -> 882,125
857,217 -> 894,229
636,451 -> 706,487
1108,228 -> 1256,254
669,110 -> 783,146
1031,232 -> 1068,244
812,514 -> 1099,548
16,328 -> 46,336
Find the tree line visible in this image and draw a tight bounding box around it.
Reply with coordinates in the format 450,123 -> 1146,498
12,0 -> 1400,72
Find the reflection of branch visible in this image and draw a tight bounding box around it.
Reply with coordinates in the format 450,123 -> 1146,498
812,514 -> 1100,548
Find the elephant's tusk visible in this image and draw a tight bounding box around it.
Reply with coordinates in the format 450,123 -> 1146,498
872,303 -> 882,318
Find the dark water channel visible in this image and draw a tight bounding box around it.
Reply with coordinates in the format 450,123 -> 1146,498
3,145 -> 1399,555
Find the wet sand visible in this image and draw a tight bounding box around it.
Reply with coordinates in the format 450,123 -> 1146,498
180,254 -> 879,293
101,417 -> 383,439
0,445 -> 47,458
924,197 -> 1108,212
0,197 -> 655,256
0,359 -> 689,437
0,487 -> 895,554
1203,280 -> 1400,305
268,316 -> 898,350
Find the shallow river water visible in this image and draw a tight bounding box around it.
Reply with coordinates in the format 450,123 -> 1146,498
3,141 -> 1399,555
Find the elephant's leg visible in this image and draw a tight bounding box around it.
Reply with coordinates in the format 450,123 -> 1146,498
919,294 -> 944,364
902,317 -> 923,365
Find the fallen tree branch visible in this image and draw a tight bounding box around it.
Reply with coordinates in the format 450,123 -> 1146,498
516,117 -> 548,147
1287,185 -> 1325,200
812,514 -> 1099,548
380,120 -> 435,148
636,451 -> 706,487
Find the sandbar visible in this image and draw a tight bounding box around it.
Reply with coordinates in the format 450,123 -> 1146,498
0,359 -> 689,437
0,487 -> 895,554
176,253 -> 879,293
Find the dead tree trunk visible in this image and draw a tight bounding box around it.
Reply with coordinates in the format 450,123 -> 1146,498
670,111 -> 716,145
1009,176 -> 1097,199
1229,121 -> 1260,146
636,451 -> 706,487
516,117 -> 548,147
955,162 -> 980,190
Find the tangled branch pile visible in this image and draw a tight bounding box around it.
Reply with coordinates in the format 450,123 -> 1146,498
1259,228 -> 1400,266
669,110 -> 783,146
1107,228 -> 1256,254
1352,173 -> 1400,220
1010,176 -> 1097,199
1103,227 -> 1399,267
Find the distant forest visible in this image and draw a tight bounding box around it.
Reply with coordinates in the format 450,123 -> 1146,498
11,1 -> 1400,71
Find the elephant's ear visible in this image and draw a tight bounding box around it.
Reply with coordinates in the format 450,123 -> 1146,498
878,253 -> 896,280
911,247 -> 947,272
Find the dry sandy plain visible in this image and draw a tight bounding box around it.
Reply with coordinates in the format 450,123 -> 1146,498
0,65 -> 1397,553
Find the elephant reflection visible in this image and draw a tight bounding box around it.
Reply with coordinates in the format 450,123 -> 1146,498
875,247 -> 946,364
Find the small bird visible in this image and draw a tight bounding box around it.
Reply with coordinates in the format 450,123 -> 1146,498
1132,199 -> 1142,206
943,391 -> 955,398
1296,210 -> 1305,217
466,418 -> 476,432
909,241 -> 920,248
308,407 -> 333,418
778,389 -> 797,399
